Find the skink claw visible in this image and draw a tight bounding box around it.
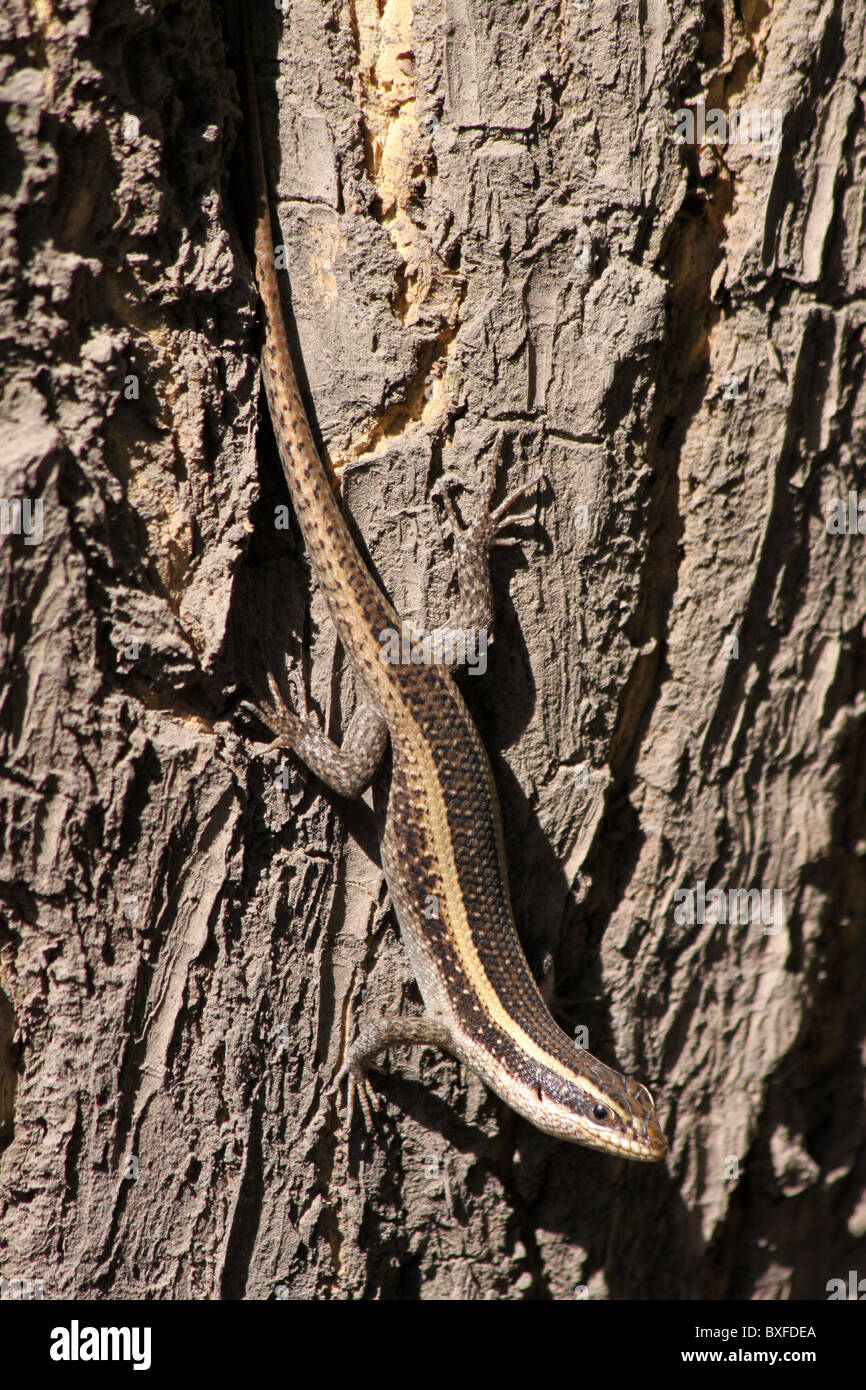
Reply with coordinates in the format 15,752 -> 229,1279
246,662 -> 314,752
331,1060 -> 378,1136
436,434 -> 546,556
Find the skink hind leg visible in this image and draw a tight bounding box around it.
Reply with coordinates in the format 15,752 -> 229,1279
249,665 -> 388,797
433,430 -> 546,643
331,1015 -> 456,1134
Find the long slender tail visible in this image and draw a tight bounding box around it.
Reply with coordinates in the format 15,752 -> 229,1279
240,11 -> 334,493
239,15 -> 400,675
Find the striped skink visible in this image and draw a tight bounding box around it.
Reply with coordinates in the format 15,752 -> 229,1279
240,21 -> 666,1162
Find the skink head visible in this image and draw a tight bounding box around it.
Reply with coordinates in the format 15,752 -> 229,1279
525,1056 -> 668,1160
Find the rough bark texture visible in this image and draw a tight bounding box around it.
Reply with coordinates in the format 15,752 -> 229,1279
1,0 -> 864,1301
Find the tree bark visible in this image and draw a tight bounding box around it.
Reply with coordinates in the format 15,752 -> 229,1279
1,0 -> 864,1300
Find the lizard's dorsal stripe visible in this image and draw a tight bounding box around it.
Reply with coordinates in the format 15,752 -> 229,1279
400,681 -> 625,1114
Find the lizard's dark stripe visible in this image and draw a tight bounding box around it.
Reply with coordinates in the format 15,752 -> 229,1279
382,661 -> 633,1111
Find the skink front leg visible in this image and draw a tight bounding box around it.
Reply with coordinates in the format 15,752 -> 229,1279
331,1014 -> 457,1133
250,667 -> 388,797
431,431 -> 546,649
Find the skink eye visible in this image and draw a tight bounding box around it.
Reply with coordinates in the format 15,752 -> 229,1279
592,1103 -> 609,1121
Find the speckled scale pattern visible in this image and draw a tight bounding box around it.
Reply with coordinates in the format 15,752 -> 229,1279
242,26 -> 666,1159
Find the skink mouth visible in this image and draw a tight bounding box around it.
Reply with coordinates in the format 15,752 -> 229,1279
577,1121 -> 666,1160
607,1128 -> 667,1161
637,1121 -> 668,1160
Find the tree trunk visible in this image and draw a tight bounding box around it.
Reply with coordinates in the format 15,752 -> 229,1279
1,0 -> 864,1301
